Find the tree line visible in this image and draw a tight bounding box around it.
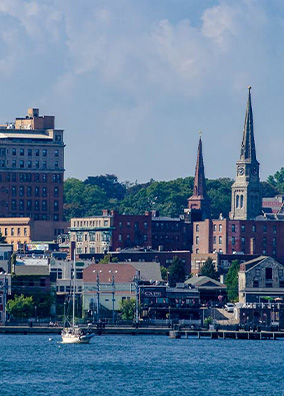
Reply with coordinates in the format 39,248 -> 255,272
63,170 -> 280,221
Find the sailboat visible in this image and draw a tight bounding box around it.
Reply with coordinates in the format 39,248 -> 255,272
61,253 -> 94,344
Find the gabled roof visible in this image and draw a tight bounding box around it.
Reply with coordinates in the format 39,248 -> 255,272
239,256 -> 284,272
185,276 -> 226,289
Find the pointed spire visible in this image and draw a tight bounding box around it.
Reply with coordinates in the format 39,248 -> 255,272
192,134 -> 207,198
240,86 -> 256,161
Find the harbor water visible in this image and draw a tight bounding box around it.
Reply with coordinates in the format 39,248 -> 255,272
1,334 -> 284,396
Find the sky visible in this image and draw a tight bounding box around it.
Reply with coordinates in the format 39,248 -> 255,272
0,0 -> 284,183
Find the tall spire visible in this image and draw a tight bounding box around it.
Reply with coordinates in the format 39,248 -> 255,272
240,86 -> 256,161
193,134 -> 207,198
187,133 -> 210,220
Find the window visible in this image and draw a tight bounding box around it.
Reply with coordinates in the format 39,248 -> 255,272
196,249 -> 199,254
232,224 -> 235,233
6,174 -> 10,182
55,161 -> 58,168
42,174 -> 47,182
54,187 -> 59,197
27,187 -> 32,197
213,224 -> 217,232
42,187 -> 47,197
219,236 -> 222,244
263,237 -> 267,247
35,200 -> 39,211
19,200 -> 24,211
273,225 -> 277,233
273,237 -> 277,247
17,228 -> 20,236
12,148 -> 16,156
27,160 -> 32,168
43,149 -> 47,157
266,268 -> 272,280
35,149 -> 39,157
127,222 -> 131,228
213,236 -> 216,244
42,200 -> 47,211
219,224 -> 222,232
196,236 -> 199,245
20,160 -> 24,168
20,186 -> 24,196
35,187 -> 39,197
280,280 -> 284,288
232,236 -> 235,245
4,228 -> 7,236
119,221 -> 122,228
196,224 -> 199,232
35,161 -> 39,169
253,280 -> 259,288
11,228 -> 14,236
42,161 -> 47,169
12,186 -> 16,196
27,200 -> 32,210
54,214 -> 59,221
144,222 -> 148,229
12,173 -> 16,182
241,225 -> 245,232
20,148 -> 24,156
28,149 -> 32,156
119,234 -> 122,241
241,237 -> 245,245
252,225 -> 256,232
11,200 -> 16,210
263,225 -> 267,233
55,150 -> 59,157
12,160 -> 16,168
54,201 -> 58,210
55,135 -> 61,141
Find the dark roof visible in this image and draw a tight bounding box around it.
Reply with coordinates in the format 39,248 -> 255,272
185,276 -> 226,290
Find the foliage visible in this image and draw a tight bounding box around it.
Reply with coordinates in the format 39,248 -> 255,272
204,316 -> 213,329
168,256 -> 185,287
200,257 -> 218,280
63,175 -> 236,221
267,167 -> 284,193
225,260 -> 240,302
7,294 -> 34,318
119,298 -> 136,320
160,266 -> 168,281
99,254 -> 118,263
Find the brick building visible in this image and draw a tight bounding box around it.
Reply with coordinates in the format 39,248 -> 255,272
0,108 -> 64,222
70,210 -> 152,254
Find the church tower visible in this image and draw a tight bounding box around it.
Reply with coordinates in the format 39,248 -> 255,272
187,135 -> 211,220
230,87 -> 262,220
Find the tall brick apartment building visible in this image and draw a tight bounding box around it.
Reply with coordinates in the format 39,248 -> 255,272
0,108 -> 64,221
192,88 -> 284,266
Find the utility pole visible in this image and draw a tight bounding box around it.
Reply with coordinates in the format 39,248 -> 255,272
97,272 -> 100,323
134,270 -> 140,328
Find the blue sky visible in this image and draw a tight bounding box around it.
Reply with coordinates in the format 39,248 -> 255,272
0,0 -> 284,183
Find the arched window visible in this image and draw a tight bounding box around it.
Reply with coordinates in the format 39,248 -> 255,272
240,195 -> 244,208
236,195 -> 239,208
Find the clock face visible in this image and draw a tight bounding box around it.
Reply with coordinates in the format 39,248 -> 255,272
238,166 -> 245,176
251,167 -> 258,176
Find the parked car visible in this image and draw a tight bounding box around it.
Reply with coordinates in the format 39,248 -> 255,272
225,303 -> 235,313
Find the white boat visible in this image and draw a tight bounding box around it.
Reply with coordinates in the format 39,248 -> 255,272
61,326 -> 94,344
61,253 -> 94,344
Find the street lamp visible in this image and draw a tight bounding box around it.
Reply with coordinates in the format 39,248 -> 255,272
93,269 -> 102,323
133,270 -> 140,328
109,270 -> 117,324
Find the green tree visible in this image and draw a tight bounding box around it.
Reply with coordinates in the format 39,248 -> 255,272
0,230 -> 6,243
99,254 -> 118,264
7,294 -> 34,318
267,167 -> 284,193
160,266 -> 168,280
225,260 -> 240,302
119,298 -> 136,320
168,256 -> 185,287
200,257 -> 218,280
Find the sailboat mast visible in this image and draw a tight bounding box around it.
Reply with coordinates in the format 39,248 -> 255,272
73,249 -> 76,327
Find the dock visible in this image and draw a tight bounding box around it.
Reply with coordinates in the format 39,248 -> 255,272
0,325 -> 284,340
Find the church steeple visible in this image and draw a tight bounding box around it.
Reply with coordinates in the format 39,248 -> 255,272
240,86 -> 256,162
230,87 -> 262,220
193,136 -> 206,197
187,134 -> 210,220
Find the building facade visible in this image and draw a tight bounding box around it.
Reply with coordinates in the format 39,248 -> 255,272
70,210 -> 152,254
238,256 -> 284,303
0,108 -> 64,221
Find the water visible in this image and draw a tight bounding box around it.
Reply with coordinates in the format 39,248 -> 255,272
1,334 -> 284,396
